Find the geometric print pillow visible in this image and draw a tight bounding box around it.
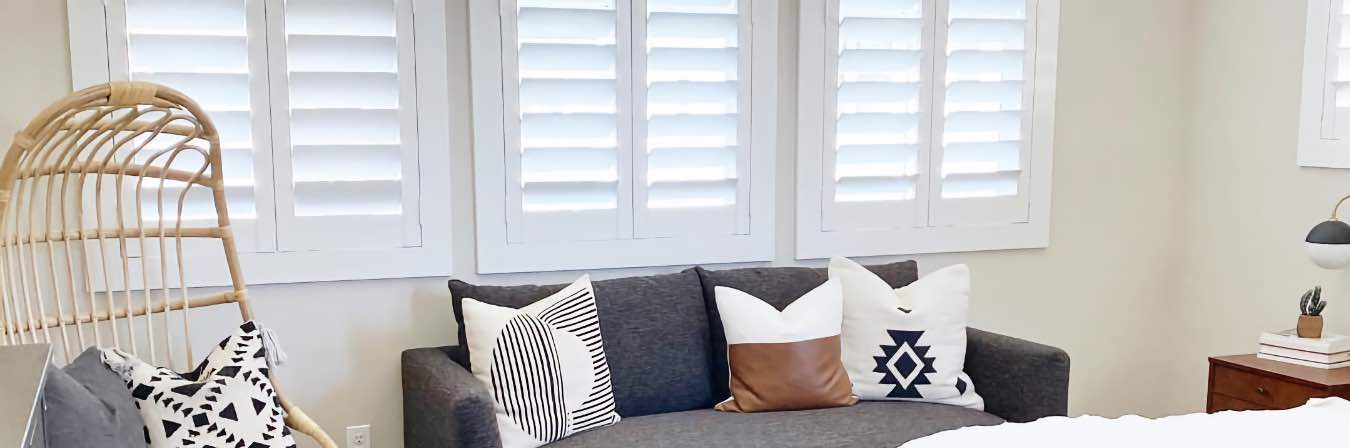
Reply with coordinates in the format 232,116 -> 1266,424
101,321 -> 297,448
461,275 -> 620,448
830,257 -> 985,410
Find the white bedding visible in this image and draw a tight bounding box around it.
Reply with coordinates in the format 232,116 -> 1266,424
902,398 -> 1350,447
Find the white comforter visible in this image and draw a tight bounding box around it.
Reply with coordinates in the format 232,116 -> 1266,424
902,398 -> 1350,447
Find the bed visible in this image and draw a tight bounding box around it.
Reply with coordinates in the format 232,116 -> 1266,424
903,398 -> 1350,447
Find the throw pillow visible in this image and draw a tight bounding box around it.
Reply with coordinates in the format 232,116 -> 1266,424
58,345 -> 149,447
44,365 -> 125,448
101,321 -> 296,448
461,275 -> 621,448
831,256 -> 984,409
712,278 -> 858,413
694,261 -> 918,401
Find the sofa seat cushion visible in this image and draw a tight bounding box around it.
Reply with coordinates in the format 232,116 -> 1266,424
548,401 -> 1002,448
449,269 -> 714,417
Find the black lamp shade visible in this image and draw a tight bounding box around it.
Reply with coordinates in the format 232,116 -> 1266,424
1307,220 -> 1350,244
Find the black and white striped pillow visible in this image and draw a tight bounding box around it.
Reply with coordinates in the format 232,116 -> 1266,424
461,275 -> 620,448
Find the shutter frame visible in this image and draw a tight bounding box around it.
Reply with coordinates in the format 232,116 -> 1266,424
470,0 -> 776,274
70,0 -> 453,286
1299,0 -> 1350,168
797,0 -> 1057,260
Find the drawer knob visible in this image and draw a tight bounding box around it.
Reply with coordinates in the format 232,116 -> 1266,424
1256,386 -> 1267,394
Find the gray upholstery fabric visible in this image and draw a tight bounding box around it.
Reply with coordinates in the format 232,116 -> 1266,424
44,366 -> 123,448
403,347 -> 502,448
401,328 -> 1069,448
64,348 -> 146,447
550,402 -> 1003,448
448,269 -> 715,416
965,328 -> 1071,423
695,261 -> 919,400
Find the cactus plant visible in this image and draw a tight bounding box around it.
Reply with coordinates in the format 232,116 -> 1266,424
1301,286 -> 1329,317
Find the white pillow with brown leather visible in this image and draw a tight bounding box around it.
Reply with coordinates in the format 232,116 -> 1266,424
831,256 -> 984,409
712,278 -> 858,413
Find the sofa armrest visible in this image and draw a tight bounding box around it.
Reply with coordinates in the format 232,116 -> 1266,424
403,347 -> 503,448
965,328 -> 1070,423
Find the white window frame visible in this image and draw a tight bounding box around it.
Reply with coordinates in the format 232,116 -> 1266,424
469,0 -> 777,274
65,0 -> 452,285
796,0 -> 1059,260
1300,0 -> 1350,168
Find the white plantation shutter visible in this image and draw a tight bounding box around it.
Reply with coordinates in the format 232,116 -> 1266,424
112,0 -> 275,253
1299,0 -> 1350,168
797,0 -> 1057,259
508,0 -> 630,243
267,0 -> 423,250
80,0 -> 452,284
931,0 -> 1032,225
471,0 -> 776,273
635,0 -> 750,237
824,0 -> 931,232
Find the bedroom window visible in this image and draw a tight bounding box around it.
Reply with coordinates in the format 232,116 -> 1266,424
65,0 -> 451,285
469,0 -> 778,273
1299,0 -> 1350,168
796,0 -> 1060,259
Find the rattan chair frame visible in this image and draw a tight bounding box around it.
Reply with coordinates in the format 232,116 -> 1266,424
0,82 -> 336,448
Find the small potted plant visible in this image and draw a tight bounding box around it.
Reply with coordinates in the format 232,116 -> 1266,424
1298,286 -> 1329,338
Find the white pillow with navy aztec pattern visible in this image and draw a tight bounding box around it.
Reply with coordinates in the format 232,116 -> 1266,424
461,275 -> 620,448
101,322 -> 296,448
831,257 -> 985,410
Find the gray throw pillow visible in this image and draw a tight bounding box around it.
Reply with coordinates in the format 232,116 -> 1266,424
44,347 -> 147,448
44,366 -> 122,448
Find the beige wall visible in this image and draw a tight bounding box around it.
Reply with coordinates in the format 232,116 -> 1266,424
0,0 -> 1197,446
1167,0 -> 1350,415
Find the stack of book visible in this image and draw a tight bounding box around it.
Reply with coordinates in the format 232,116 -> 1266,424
1258,330 -> 1350,369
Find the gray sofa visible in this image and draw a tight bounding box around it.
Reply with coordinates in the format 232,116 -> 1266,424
404,262 -> 1070,448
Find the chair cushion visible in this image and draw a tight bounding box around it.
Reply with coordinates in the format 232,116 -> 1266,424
548,401 -> 1003,448
449,269 -> 714,417
696,261 -> 918,401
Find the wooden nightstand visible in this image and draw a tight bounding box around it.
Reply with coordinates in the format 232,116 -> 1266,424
1207,354 -> 1350,413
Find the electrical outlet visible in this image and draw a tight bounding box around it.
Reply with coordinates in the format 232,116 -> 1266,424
346,425 -> 371,448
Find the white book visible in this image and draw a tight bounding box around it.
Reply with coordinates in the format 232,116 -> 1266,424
1259,330 -> 1350,354
1259,344 -> 1350,364
1257,352 -> 1350,369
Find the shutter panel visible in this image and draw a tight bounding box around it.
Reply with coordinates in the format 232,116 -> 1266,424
634,0 -> 749,237
505,0 -> 630,242
268,0 -> 423,250
823,0 -> 932,231
116,0 -> 274,252
930,0 -> 1032,225
1329,1 -> 1350,138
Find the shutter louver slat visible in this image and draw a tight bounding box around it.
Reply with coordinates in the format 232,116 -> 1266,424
287,35 -> 397,73
124,0 -> 263,251
278,0 -> 417,250
128,35 -> 248,73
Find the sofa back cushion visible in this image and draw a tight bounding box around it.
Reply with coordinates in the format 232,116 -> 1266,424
696,261 -> 918,401
449,269 -> 714,417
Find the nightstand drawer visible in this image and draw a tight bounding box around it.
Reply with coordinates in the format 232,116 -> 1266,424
1208,393 -> 1270,412
1211,365 -> 1324,408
